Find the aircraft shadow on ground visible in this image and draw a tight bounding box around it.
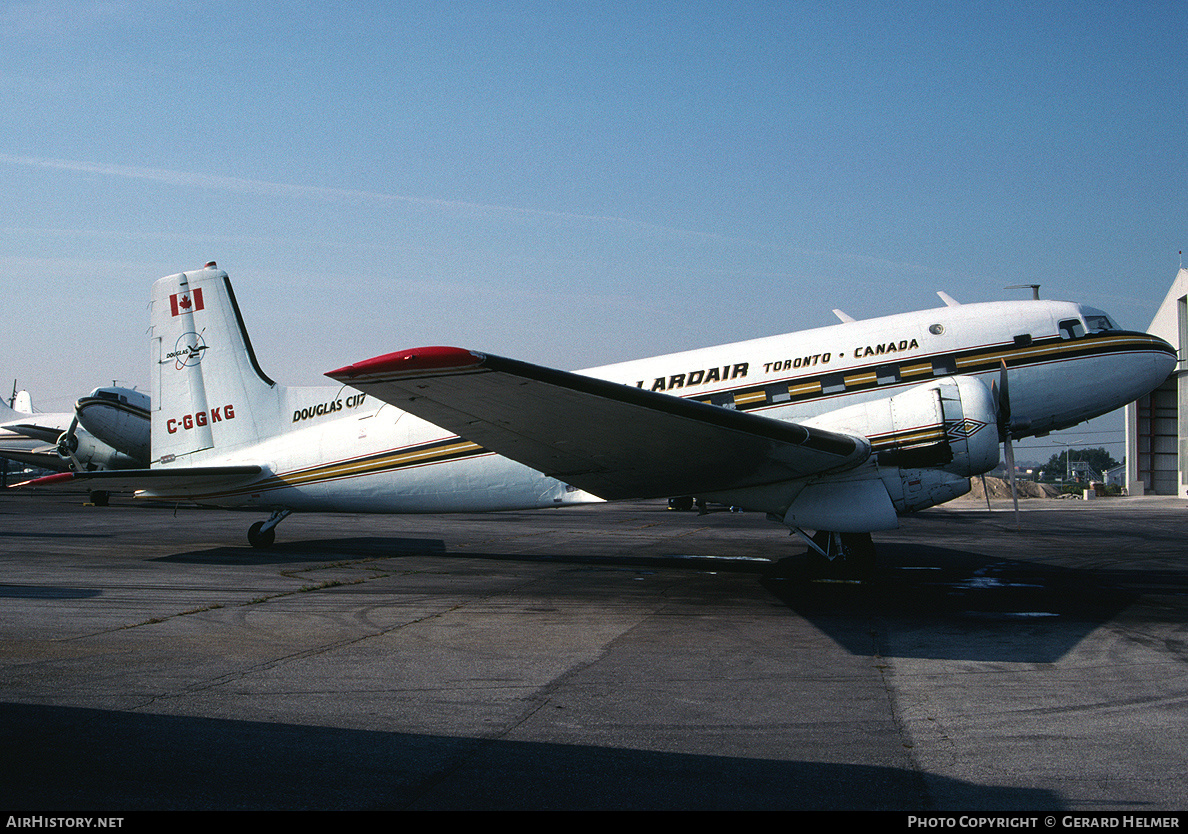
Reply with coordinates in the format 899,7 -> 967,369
153,536 -> 449,565
0,702 -> 1056,812
151,535 -> 1182,665
761,542 -> 1181,663
0,530 -> 110,539
0,585 -> 101,600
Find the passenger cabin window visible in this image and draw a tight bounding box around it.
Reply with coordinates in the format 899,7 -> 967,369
932,357 -> 956,376
1058,319 -> 1085,339
821,374 -> 846,395
875,364 -> 899,385
1013,334 -> 1032,346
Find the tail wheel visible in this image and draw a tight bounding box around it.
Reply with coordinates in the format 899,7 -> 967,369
248,521 -> 276,549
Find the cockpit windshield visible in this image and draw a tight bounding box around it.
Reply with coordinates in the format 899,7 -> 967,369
1079,307 -> 1120,333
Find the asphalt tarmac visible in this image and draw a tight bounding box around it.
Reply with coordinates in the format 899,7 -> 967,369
0,490 -> 1185,812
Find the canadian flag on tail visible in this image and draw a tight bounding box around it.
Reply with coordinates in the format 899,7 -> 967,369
170,288 -> 204,317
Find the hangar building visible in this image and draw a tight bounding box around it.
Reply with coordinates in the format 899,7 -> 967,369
1125,266 -> 1188,496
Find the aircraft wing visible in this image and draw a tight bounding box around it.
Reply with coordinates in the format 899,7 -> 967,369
11,466 -> 264,497
0,416 -> 73,472
2,423 -> 69,444
327,347 -> 871,500
0,445 -> 70,472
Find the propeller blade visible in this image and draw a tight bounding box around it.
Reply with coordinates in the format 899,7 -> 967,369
1002,424 -> 1020,530
997,359 -> 1011,438
997,359 -> 1020,529
56,417 -> 83,471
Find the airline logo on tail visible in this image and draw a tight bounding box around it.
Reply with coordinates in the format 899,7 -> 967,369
170,289 -> 204,317
166,332 -> 207,369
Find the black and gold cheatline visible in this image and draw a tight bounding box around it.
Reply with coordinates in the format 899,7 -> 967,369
156,436 -> 489,502
707,330 -> 1172,412
161,330 -> 1172,501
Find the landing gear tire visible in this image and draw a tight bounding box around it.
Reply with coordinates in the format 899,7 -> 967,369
248,521 -> 276,549
247,509 -> 291,549
808,530 -> 876,579
88,490 -> 109,507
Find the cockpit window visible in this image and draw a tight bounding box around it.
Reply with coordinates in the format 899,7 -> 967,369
1058,319 -> 1085,339
1084,314 -> 1116,333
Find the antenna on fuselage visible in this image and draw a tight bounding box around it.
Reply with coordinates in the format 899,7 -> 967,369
1006,284 -> 1041,300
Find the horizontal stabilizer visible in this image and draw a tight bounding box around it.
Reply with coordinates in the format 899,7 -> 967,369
327,347 -> 871,500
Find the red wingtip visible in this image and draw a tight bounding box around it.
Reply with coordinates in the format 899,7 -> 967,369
9,471 -> 77,489
326,346 -> 484,381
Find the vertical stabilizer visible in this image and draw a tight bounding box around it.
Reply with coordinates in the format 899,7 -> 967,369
150,263 -> 284,465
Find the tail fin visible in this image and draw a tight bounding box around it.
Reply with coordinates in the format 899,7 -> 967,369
150,263 -> 286,464
12,390 -> 34,414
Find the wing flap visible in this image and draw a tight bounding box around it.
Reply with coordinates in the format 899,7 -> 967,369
328,347 -> 870,499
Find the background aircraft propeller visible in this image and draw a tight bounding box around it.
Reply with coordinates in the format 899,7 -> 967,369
55,417 -> 84,471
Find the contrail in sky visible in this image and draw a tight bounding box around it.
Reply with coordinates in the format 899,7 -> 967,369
0,152 -> 715,236
0,152 -> 960,281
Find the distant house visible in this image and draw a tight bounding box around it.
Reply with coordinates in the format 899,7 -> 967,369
1105,464 -> 1126,488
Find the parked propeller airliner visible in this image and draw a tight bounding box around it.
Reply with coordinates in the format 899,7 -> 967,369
16,263 -> 1176,570
1,386 -> 149,476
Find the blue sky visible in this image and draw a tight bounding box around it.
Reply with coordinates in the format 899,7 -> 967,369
2,1 -> 1185,462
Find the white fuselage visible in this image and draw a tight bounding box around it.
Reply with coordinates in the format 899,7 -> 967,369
586,299 -> 1165,432
154,295 -> 1174,515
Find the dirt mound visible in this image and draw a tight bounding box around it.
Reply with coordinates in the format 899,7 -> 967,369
963,476 -> 1060,500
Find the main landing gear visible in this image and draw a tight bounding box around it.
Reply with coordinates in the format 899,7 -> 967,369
248,509 -> 291,549
790,529 -> 876,579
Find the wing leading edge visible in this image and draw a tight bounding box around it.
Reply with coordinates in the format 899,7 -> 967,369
327,347 -> 871,500
12,466 -> 264,498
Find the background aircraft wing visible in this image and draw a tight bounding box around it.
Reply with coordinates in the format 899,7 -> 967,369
0,416 -> 74,472
327,347 -> 871,499
2,423 -> 69,444
12,466 -> 264,497
0,445 -> 70,471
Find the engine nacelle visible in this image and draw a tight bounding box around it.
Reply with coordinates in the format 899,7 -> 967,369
805,375 -> 1000,514
56,427 -> 140,471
